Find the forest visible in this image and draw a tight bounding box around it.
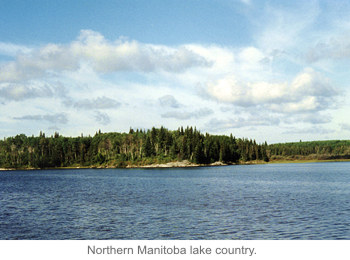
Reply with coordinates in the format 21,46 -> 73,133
1,126 -> 350,169
0,126 -> 269,169
268,140 -> 350,161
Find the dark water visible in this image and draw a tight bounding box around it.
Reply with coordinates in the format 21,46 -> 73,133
1,162 -> 350,240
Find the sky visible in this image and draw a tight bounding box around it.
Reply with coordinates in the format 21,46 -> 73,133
1,0 -> 350,143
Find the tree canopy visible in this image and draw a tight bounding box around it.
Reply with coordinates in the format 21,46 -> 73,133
0,126 -> 268,169
268,140 -> 350,161
2,127 -> 349,169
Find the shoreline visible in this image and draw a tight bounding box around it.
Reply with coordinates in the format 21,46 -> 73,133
1,158 -> 350,171
268,158 -> 350,164
126,160 -> 228,168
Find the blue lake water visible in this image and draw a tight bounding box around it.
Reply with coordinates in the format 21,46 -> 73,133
1,162 -> 350,240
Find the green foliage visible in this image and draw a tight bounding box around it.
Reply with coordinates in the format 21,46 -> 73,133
0,127 -> 270,169
268,140 -> 350,160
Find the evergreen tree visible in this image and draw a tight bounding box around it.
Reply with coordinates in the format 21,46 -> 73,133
143,136 -> 154,157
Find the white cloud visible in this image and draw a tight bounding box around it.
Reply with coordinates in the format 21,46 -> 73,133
0,30 -> 211,82
0,45 -> 77,82
238,47 -> 265,69
0,23 -> 347,142
0,42 -> 31,57
206,68 -> 338,113
0,83 -> 55,101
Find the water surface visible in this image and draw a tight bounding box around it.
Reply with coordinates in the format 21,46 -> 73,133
1,162 -> 349,239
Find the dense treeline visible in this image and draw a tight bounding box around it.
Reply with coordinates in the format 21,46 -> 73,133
0,127 -> 269,169
268,140 -> 350,160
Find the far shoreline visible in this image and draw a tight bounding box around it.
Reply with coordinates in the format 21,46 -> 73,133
268,158 -> 350,164
1,158 -> 350,171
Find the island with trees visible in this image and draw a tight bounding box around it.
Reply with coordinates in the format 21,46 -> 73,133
0,126 -> 349,169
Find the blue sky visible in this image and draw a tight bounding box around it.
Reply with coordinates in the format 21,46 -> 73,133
1,0 -> 350,143
0,0 -> 252,45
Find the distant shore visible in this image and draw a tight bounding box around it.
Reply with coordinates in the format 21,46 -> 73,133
1,158 -> 350,171
126,160 -> 228,168
0,160 -> 232,171
268,158 -> 350,164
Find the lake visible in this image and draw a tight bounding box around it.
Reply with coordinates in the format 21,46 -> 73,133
0,162 -> 349,239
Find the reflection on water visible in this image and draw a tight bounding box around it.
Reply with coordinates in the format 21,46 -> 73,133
1,162 -> 350,239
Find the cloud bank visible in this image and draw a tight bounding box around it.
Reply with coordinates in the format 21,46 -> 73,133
0,30 -> 211,82
206,68 -> 338,114
0,24 -> 346,141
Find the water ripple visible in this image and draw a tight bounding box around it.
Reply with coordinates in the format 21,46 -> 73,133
1,163 -> 350,239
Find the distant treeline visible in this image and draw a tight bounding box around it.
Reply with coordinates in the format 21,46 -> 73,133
2,127 -> 350,169
0,127 -> 269,169
268,140 -> 350,160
